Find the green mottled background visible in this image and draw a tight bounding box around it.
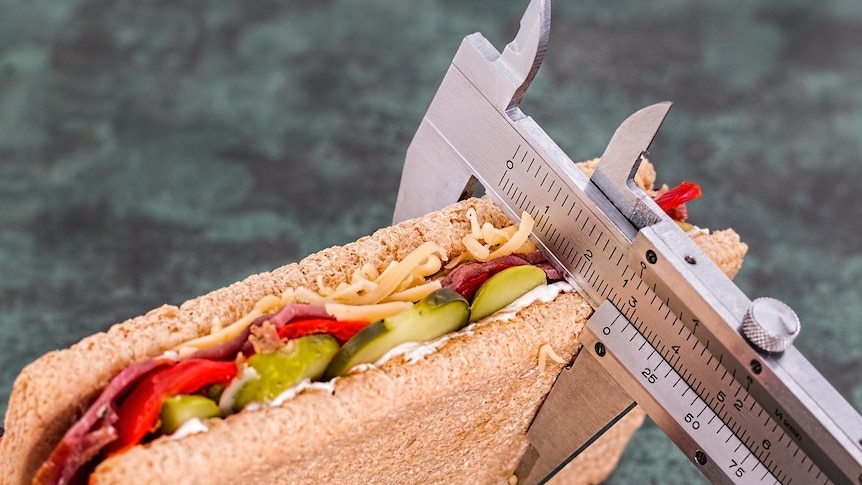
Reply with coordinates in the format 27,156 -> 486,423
1,1 -> 860,483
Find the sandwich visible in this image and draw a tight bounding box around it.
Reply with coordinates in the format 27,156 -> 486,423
0,158 -> 748,485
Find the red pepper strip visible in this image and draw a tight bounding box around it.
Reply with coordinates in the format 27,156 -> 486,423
34,358 -> 171,485
654,181 -> 702,222
277,319 -> 369,344
105,359 -> 237,456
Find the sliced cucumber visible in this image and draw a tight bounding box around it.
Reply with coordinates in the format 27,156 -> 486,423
469,265 -> 546,322
324,288 -> 469,378
232,334 -> 340,411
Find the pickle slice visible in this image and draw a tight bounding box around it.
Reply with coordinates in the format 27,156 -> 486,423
232,334 -> 340,411
324,288 -> 469,378
159,394 -> 221,435
468,265 -> 546,322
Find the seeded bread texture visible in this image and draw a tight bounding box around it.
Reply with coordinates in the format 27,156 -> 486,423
1,159 -> 747,484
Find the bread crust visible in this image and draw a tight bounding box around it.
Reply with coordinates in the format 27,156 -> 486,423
1,182 -> 747,484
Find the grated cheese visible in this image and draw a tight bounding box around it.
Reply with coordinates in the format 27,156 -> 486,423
381,280 -> 442,303
480,222 -> 511,246
297,241 -> 447,308
347,241 -> 446,305
483,212 -> 533,261
325,301 -> 413,322
537,343 -> 567,370
172,204 -> 537,354
175,294 -> 284,354
293,286 -> 328,306
462,210 -> 535,262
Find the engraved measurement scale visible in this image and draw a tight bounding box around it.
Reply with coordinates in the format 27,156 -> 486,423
392,1 -> 862,484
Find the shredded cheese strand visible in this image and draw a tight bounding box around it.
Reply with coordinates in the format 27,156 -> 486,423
480,222 -> 510,246
538,343 -> 567,370
293,287 -> 329,306
326,301 -> 413,322
444,253 -> 467,270
381,280 -> 442,303
484,212 -> 533,261
410,254 -> 443,279
172,204 -> 535,354
176,294 -> 283,352
463,235 -> 491,260
331,241 -> 446,305
462,211 -> 534,262
467,207 -> 483,239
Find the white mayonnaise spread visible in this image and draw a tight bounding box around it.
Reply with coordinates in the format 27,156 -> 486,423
218,364 -> 259,415
480,281 -> 573,322
268,378 -> 337,407
169,417 -> 209,440
373,281 -> 573,367
372,332 -> 465,367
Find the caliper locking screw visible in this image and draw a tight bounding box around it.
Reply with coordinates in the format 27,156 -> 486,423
646,249 -> 658,264
694,450 -> 708,466
750,359 -> 762,375
594,342 -> 606,357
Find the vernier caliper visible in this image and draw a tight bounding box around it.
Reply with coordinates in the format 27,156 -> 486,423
392,1 -> 862,483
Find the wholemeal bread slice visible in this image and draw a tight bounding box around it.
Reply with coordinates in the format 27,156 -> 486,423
1,161 -> 748,485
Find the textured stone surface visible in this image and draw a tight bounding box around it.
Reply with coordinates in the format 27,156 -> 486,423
1,0 -> 860,482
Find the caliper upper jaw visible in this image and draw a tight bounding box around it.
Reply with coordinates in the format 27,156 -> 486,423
589,101 -> 674,232
473,0 -> 551,112
392,0 -> 551,224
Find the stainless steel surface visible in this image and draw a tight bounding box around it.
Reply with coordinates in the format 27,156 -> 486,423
582,302 -> 777,485
590,101 -> 672,231
392,0 -> 550,224
742,298 -> 801,353
515,348 -> 635,485
392,0 -> 862,483
632,224 -> 862,483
